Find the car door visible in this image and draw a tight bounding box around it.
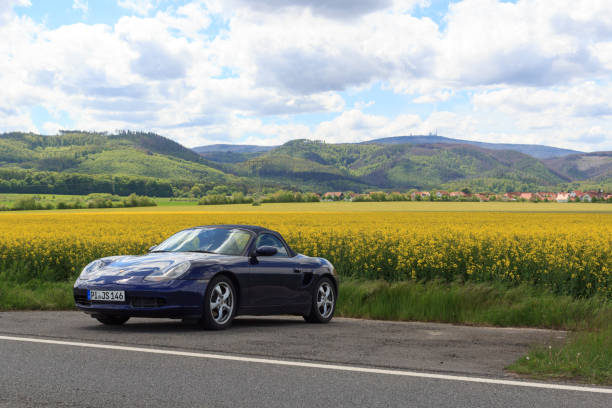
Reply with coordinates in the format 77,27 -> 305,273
247,233 -> 305,311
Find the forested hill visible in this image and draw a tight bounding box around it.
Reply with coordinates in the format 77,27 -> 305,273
0,131 -> 609,195
193,134 -> 583,160
199,139 -> 611,192
224,139 -> 574,192
0,131 -> 204,170
360,135 -> 582,159
0,131 -> 250,196
544,151 -> 612,181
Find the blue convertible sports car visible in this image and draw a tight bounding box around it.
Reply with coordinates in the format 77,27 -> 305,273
73,225 -> 337,329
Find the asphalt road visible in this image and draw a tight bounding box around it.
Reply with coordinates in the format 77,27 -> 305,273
0,312 -> 610,407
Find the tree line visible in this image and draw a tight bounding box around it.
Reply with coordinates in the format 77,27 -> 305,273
5,194 -> 157,211
0,168 -> 173,196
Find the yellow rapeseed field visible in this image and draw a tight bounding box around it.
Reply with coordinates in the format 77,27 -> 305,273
1,205 -> 611,297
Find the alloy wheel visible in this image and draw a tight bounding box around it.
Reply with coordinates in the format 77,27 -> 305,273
209,282 -> 234,325
316,281 -> 334,319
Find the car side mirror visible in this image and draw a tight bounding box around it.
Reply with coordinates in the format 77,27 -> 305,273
255,246 -> 277,257
148,245 -> 157,252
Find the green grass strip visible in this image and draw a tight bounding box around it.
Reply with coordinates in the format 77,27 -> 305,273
0,280 -> 75,310
336,279 -> 612,330
508,327 -> 612,384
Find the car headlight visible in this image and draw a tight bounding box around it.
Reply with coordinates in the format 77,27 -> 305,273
144,261 -> 191,282
78,260 -> 106,280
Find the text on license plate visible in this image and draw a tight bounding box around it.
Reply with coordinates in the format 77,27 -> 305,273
88,290 -> 125,302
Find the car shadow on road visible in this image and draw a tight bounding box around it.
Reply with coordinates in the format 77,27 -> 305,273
80,316 -> 308,333
233,317 -> 307,328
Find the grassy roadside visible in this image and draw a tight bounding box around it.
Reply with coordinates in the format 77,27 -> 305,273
0,280 -> 74,310
508,327 -> 612,384
1,279 -> 610,384
336,279 -> 612,330
336,279 -> 612,385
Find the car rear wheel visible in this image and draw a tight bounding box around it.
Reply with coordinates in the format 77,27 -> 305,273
201,275 -> 236,330
304,277 -> 336,323
95,314 -> 129,325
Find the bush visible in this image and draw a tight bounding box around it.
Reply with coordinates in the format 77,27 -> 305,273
121,194 -> 157,207
87,198 -> 113,208
12,198 -> 45,211
55,199 -> 85,210
303,192 -> 321,202
263,190 -> 320,203
230,192 -> 253,204
198,194 -> 229,205
352,194 -> 372,202
199,192 -> 254,205
198,190 -> 320,206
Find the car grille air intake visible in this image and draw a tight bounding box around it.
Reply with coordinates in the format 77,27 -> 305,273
130,297 -> 167,308
74,294 -> 90,305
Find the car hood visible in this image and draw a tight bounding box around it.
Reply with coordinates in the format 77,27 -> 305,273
81,252 -> 223,282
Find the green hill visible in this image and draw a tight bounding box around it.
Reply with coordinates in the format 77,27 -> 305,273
544,152 -> 612,181
226,139 -> 568,192
0,131 -> 608,195
0,131 -> 248,195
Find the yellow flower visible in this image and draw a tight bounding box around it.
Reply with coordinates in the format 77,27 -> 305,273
0,208 -> 608,297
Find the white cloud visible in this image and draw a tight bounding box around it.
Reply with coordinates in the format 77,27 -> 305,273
468,83 -> 612,151
72,0 -> 88,15
156,2 -> 212,39
413,90 -> 453,104
473,82 -> 612,118
2,0 -> 612,152
211,6 -> 439,96
117,0 -> 156,16
0,0 -> 29,25
437,0 -> 611,87
41,121 -> 63,135
225,0 -> 393,20
312,109 -> 422,143
354,100 -> 374,110
0,108 -> 37,134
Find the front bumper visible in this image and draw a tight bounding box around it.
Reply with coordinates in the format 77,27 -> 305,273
73,279 -> 208,319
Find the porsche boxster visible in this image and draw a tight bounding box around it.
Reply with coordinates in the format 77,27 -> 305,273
73,225 -> 337,329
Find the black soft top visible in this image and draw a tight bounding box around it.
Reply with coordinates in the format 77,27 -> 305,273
195,224 -> 273,234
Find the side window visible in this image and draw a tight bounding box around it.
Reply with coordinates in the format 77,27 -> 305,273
255,234 -> 288,257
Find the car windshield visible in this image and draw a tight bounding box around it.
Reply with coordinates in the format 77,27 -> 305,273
153,228 -> 252,256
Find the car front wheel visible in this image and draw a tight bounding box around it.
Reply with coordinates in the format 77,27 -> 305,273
201,275 -> 237,330
304,277 -> 336,323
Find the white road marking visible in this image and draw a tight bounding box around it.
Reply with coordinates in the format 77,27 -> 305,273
1,334 -> 610,394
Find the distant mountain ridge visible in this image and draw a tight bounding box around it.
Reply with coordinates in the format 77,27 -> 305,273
361,135 -> 582,159
194,137 -> 610,192
0,131 -> 608,195
193,134 -> 582,159
219,139 -> 573,192
544,151 -> 612,181
193,144 -> 274,154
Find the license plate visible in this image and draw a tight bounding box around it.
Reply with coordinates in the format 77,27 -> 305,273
88,290 -> 125,302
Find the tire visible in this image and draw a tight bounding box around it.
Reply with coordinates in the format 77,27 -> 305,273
95,314 -> 129,325
201,275 -> 237,330
304,277 -> 336,323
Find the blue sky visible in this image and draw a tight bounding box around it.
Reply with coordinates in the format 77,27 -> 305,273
2,0 -> 611,151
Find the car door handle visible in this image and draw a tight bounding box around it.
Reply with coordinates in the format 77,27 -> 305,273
293,268 -> 302,273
